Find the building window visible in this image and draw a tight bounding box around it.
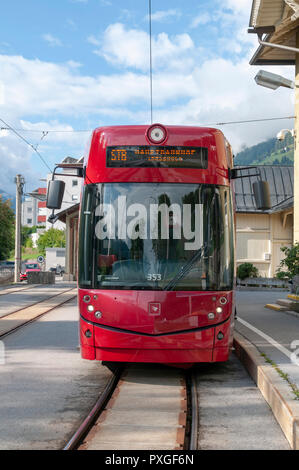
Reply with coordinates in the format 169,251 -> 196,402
72,180 -> 78,187
72,194 -> 78,201
27,218 -> 32,224
27,207 -> 32,213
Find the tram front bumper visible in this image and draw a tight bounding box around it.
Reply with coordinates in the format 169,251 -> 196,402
80,315 -> 232,363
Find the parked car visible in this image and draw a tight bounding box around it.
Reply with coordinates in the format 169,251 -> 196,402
20,263 -> 41,281
49,264 -> 65,276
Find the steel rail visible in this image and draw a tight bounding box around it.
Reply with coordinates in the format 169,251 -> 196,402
0,287 -> 75,320
0,290 -> 77,339
189,372 -> 199,450
63,368 -> 123,450
0,284 -> 40,296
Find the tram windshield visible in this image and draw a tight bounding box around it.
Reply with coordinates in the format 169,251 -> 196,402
79,183 -> 234,291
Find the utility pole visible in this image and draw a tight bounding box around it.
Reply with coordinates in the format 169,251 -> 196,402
295,30 -> 299,244
14,174 -> 25,283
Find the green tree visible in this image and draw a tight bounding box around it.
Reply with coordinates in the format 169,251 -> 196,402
21,225 -> 44,247
37,228 -> 66,256
276,243 -> 299,280
0,195 -> 15,260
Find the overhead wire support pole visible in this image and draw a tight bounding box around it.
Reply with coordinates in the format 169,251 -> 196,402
148,0 -> 153,124
14,174 -> 25,284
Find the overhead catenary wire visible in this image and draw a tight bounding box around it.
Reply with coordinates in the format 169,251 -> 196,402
205,116 -> 295,126
0,118 -> 74,203
0,115 -> 295,136
0,117 -> 52,172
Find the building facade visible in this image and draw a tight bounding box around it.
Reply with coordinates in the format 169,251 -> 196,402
22,187 -> 47,227
234,165 -> 293,277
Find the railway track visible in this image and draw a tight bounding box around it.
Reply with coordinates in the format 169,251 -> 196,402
0,284 -> 39,296
64,364 -> 199,450
0,287 -> 77,338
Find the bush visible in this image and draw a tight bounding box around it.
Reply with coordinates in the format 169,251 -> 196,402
276,243 -> 299,281
37,228 -> 65,256
237,263 -> 259,280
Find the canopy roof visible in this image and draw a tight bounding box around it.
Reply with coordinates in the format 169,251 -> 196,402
234,165 -> 294,213
249,0 -> 299,65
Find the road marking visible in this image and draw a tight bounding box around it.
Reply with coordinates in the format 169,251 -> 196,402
237,317 -> 291,359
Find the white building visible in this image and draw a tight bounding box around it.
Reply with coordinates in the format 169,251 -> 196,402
46,156 -> 83,230
22,195 -> 38,227
45,247 -> 66,271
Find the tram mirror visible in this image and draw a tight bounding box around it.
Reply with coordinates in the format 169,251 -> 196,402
253,181 -> 271,210
46,180 -> 65,209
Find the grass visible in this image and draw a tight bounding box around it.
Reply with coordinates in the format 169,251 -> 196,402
8,247 -> 44,262
260,352 -> 299,400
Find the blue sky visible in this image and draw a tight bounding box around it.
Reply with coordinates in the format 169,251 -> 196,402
0,0 -> 294,196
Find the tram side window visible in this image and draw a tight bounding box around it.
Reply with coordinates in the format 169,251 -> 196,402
78,185 -> 96,287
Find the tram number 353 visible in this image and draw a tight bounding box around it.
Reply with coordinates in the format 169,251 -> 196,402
147,273 -> 162,281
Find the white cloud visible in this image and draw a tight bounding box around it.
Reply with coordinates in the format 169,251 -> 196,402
94,23 -> 194,72
224,0 -> 253,13
0,131 -> 40,196
190,13 -> 211,28
153,59 -> 294,152
147,9 -> 181,22
0,82 -> 4,105
0,3 -> 295,194
42,34 -> 62,47
87,35 -> 101,47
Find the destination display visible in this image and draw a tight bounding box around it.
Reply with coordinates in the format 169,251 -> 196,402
106,146 -> 208,169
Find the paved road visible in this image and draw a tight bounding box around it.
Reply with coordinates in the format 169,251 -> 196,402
236,289 -> 299,389
195,354 -> 290,450
0,283 -> 75,318
0,297 -> 112,450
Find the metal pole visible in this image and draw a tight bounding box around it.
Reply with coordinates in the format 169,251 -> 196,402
258,33 -> 299,54
294,30 -> 299,243
14,174 -> 24,283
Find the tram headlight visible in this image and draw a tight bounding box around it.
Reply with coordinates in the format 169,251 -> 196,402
216,307 -> 223,314
87,305 -> 94,312
208,312 -> 215,320
147,124 -> 167,144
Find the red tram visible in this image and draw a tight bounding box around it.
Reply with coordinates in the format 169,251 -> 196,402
46,123 -> 269,366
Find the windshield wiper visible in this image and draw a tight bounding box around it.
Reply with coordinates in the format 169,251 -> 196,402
163,244 -> 206,291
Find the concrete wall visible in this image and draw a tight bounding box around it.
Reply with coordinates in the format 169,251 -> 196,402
236,210 -> 293,277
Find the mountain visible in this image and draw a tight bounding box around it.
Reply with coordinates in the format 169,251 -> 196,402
234,133 -> 294,166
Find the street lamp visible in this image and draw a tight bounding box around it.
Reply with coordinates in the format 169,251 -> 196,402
254,70 -> 294,90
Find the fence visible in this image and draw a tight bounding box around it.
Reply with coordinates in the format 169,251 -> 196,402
237,277 -> 289,289
0,267 -> 14,285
